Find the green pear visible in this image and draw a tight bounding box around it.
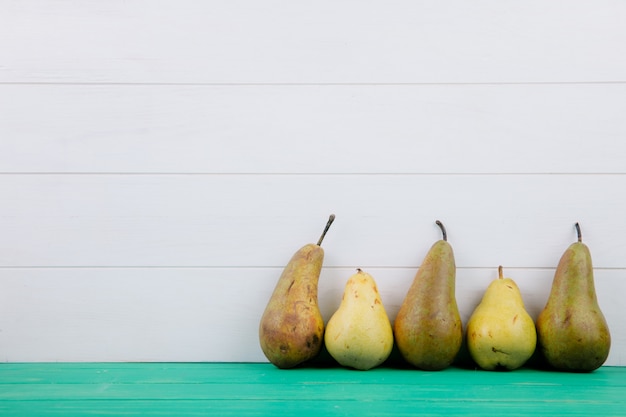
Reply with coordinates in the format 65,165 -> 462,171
536,223 -> 611,372
394,221 -> 462,371
259,214 -> 335,368
466,266 -> 537,371
324,269 -> 393,370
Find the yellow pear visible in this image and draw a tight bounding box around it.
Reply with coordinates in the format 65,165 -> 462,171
324,269 -> 393,370
259,215 -> 335,368
466,266 -> 537,371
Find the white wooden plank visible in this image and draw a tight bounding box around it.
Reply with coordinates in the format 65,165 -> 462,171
0,267 -> 622,364
1,0 -> 625,84
1,84 -> 625,174
2,0 -> 625,368
0,174 -> 625,268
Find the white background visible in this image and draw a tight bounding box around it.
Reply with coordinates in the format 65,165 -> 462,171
0,0 -> 625,365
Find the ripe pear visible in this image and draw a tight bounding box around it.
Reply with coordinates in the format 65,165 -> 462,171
394,221 -> 462,371
536,223 -> 611,372
466,266 -> 537,371
324,269 -> 393,370
259,214 -> 335,368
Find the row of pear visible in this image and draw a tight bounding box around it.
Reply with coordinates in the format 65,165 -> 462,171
259,215 -> 610,372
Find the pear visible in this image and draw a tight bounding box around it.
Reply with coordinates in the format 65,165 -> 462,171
394,221 -> 462,371
536,223 -> 611,372
324,269 -> 393,370
466,266 -> 537,371
259,214 -> 335,368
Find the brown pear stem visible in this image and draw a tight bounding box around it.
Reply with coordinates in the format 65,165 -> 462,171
435,220 -> 447,241
316,214 -> 336,246
575,222 -> 582,242
498,265 -> 503,279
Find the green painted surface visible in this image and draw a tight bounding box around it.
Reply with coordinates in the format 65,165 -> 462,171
0,363 -> 624,416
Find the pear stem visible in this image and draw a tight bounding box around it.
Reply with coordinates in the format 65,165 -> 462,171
498,265 -> 503,279
316,214 -> 336,246
435,220 -> 447,241
575,222 -> 582,243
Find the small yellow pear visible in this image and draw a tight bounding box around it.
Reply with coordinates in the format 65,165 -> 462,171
324,269 -> 393,370
466,266 -> 537,371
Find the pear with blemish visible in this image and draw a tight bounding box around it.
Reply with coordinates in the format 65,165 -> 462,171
394,221 -> 463,370
324,269 -> 393,370
467,266 -> 537,371
536,223 -> 610,372
259,215 -> 335,369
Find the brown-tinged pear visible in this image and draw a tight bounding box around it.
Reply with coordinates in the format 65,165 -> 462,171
536,223 -> 610,372
394,221 -> 463,370
259,214 -> 335,368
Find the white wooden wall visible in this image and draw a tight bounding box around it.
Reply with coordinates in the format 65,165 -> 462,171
1,0 -> 625,365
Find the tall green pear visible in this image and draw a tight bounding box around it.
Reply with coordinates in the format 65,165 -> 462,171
259,214 -> 335,368
324,269 -> 394,370
466,266 -> 537,371
536,223 -> 611,372
394,221 -> 462,370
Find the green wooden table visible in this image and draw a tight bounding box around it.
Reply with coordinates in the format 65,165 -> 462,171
0,363 -> 624,416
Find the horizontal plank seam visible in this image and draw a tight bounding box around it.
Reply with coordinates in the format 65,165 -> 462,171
1,173 -> 625,176
0,266 -> 624,270
1,81 -> 626,87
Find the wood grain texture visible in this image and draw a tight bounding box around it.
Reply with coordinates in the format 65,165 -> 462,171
2,0 -> 626,84
0,174 -> 624,268
0,364 -> 624,416
1,84 -> 625,174
0,267 -> 623,364
1,0 -> 625,366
